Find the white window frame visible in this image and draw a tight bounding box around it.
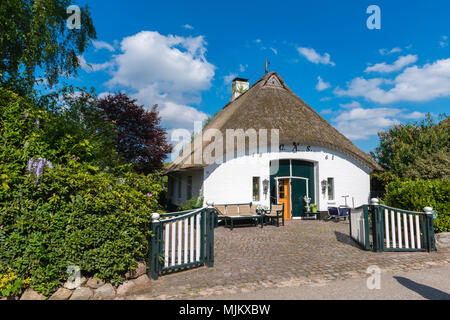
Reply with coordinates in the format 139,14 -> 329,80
327,177 -> 335,201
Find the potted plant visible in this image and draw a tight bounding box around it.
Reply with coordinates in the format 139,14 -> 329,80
311,204 -> 318,213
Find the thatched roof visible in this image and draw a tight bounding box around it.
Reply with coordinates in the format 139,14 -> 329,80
166,72 -> 381,172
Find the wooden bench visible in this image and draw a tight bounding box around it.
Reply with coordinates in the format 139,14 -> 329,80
214,203 -> 263,230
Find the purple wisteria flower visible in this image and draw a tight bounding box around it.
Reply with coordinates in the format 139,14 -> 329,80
27,157 -> 53,178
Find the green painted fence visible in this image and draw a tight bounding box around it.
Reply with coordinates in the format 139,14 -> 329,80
148,207 -> 216,280
351,199 -> 436,252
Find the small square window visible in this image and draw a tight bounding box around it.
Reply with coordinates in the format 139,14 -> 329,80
252,177 -> 260,201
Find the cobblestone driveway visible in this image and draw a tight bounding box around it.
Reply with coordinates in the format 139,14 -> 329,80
125,220 -> 450,300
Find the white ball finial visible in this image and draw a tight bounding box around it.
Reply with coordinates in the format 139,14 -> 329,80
423,207 -> 433,214
151,212 -> 160,221
370,198 -> 379,205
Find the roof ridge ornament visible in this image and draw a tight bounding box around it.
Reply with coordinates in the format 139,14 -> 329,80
264,73 -> 282,87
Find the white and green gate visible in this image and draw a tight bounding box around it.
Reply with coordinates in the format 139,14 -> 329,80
349,199 -> 436,252
149,207 -> 216,280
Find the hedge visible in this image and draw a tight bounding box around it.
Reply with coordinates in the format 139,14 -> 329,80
0,164 -> 163,296
384,179 -> 450,233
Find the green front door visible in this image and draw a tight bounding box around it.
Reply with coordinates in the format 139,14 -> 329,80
291,179 -> 308,217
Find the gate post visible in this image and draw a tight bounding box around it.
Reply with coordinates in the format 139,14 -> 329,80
370,198 -> 383,252
149,212 -> 162,280
423,207 -> 436,252
204,206 -> 215,268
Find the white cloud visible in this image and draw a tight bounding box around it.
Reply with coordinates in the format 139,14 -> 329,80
379,47 -> 402,55
254,39 -> 262,44
239,64 -> 247,73
224,73 -> 237,85
335,58 -> 450,104
365,54 -> 418,73
440,35 -> 448,48
333,107 -> 425,140
270,47 -> 278,55
316,76 -> 331,91
182,24 -> 194,30
103,31 -> 215,132
320,108 -> 333,115
92,40 -> 115,52
339,101 -> 361,109
78,55 -> 113,72
107,31 -> 215,92
297,47 -> 335,66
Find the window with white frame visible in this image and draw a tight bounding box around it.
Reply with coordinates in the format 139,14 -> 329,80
327,177 -> 334,201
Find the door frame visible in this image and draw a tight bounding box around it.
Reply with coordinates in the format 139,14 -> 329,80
275,176 -> 309,219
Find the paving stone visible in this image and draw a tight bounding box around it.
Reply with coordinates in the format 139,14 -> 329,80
124,220 -> 450,299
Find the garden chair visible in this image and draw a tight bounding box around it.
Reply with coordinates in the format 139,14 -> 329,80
214,205 -> 227,227
265,203 -> 284,227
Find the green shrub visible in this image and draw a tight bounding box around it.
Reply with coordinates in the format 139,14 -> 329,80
0,160 -> 164,296
384,179 -> 450,232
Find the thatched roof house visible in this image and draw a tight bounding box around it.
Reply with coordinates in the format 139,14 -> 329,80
167,72 -> 379,218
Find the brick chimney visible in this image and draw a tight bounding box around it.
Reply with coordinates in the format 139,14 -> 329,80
231,78 -> 249,101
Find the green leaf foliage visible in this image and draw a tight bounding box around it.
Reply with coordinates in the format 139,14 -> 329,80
384,179 -> 450,233
0,0 -> 96,95
371,114 -> 449,178
0,88 -> 166,296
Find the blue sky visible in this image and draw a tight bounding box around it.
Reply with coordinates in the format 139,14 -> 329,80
71,0 -> 449,153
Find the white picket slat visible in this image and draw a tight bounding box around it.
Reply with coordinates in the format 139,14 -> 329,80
178,220 -> 182,264
184,218 -> 188,264
190,216 -> 194,263
171,222 -> 176,266
196,213 -> 201,261
385,209 -> 390,248
397,211 -> 402,249
409,214 -> 415,249
403,213 -> 409,248
164,223 -> 169,267
415,215 -> 421,249
391,210 -> 396,248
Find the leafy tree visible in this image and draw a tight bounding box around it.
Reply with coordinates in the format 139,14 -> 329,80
370,114 -> 449,179
0,0 -> 96,95
97,93 -> 173,174
404,150 -> 450,180
43,89 -> 119,167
